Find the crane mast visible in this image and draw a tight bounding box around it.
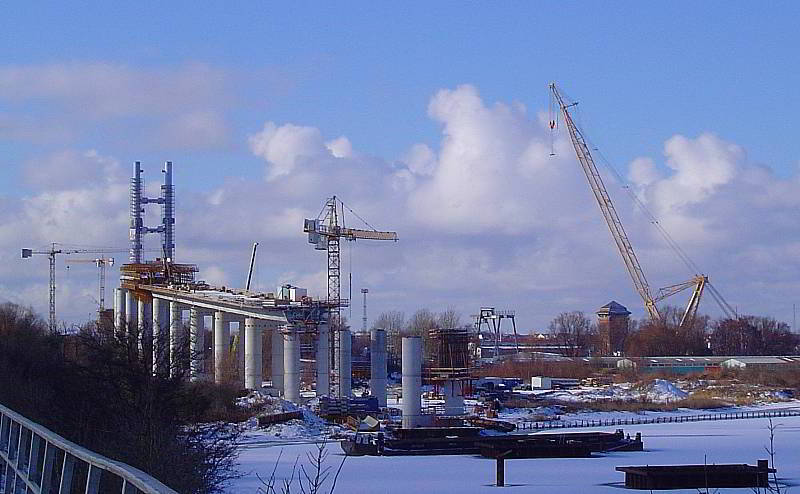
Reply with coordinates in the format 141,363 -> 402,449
549,84 -> 661,321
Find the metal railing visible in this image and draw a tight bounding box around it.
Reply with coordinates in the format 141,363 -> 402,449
517,408 -> 800,430
0,403 -> 177,494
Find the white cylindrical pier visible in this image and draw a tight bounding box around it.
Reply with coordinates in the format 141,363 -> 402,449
244,317 -> 262,390
125,290 -> 136,335
114,288 -> 125,331
189,307 -> 204,381
169,301 -> 182,377
370,328 -> 387,407
338,328 -> 352,398
402,336 -> 422,429
271,328 -> 284,394
214,310 -> 229,384
315,321 -> 330,397
283,325 -> 300,403
237,319 -> 245,388
151,297 -> 166,374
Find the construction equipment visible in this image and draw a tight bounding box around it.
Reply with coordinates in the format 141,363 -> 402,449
549,83 -> 735,328
65,257 -> 115,314
304,196 -> 398,394
245,242 -> 259,291
475,308 -> 519,358
22,244 -> 127,331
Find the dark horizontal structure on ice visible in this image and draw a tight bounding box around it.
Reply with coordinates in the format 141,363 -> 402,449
341,427 -> 642,457
616,460 -> 775,490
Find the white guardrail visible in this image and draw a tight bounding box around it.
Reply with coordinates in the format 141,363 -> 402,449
0,403 -> 177,494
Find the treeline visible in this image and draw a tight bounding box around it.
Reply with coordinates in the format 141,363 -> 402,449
548,306 -> 799,357
0,303 -> 241,493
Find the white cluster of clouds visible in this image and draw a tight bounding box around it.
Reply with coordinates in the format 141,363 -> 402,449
1,63 -> 798,329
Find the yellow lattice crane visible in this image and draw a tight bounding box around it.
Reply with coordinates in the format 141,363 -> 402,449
549,83 -> 735,328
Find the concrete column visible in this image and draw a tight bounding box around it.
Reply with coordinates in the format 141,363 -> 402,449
237,319 -> 245,388
137,298 -> 149,348
271,328 -> 284,394
244,317 -> 262,390
125,290 -> 136,335
402,336 -> 422,428
283,325 -> 300,403
370,328 -> 387,407
338,328 -> 352,398
316,322 -> 330,397
443,380 -> 465,416
152,297 -> 168,375
113,287 -> 125,331
170,301 -> 182,377
190,307 -> 204,381
214,310 -> 229,384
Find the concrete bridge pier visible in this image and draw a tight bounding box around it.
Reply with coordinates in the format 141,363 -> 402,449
214,310 -> 229,384
316,321 -> 330,397
283,324 -> 300,403
271,328 -> 284,395
244,316 -> 262,390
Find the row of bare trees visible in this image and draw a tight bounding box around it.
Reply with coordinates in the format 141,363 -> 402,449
372,308 -> 463,365
547,307 -> 799,357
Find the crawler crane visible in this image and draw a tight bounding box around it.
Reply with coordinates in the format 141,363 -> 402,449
549,83 -> 735,328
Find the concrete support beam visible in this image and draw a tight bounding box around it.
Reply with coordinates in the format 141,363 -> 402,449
189,307 -> 204,381
402,336 -> 422,429
170,301 -> 182,377
370,328 -> 387,407
244,317 -> 262,390
316,322 -> 330,397
283,325 -> 300,403
271,328 -> 284,394
338,328 -> 352,398
214,310 -> 229,384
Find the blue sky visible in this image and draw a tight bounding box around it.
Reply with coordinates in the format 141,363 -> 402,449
1,2 -> 798,329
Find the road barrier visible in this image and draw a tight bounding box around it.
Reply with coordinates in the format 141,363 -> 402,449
517,408 -> 800,430
0,403 -> 177,494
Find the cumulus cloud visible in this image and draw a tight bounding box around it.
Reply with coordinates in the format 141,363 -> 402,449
248,122 -> 330,180
0,62 -> 232,150
2,83 -> 799,330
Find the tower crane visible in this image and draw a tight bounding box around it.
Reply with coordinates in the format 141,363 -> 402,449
549,83 -> 735,328
65,258 -> 115,315
304,196 -> 398,393
22,243 -> 127,331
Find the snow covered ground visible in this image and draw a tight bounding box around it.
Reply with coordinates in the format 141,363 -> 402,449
231,412 -> 800,493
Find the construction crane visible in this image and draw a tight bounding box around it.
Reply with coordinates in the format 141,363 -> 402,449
65,258 -> 115,315
549,83 -> 736,328
304,196 -> 397,392
22,243 -> 127,331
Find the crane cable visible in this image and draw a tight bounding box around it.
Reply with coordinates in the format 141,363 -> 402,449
567,112 -> 703,277
552,100 -> 740,318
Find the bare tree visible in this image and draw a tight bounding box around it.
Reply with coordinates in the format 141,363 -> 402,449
548,311 -> 593,357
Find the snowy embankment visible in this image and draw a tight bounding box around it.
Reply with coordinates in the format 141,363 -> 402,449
231,415 -> 800,493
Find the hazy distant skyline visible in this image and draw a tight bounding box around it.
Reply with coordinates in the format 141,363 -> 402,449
1,2 -> 798,329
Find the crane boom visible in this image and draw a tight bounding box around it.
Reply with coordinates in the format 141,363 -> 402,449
550,84 -> 660,321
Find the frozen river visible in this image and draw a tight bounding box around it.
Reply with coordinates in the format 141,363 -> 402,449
231,413 -> 800,493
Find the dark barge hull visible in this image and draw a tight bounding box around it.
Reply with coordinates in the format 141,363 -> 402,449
341,428 -> 642,457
